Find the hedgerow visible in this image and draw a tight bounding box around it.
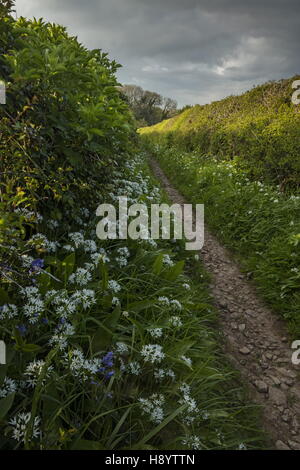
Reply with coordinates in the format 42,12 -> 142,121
140,78 -> 300,186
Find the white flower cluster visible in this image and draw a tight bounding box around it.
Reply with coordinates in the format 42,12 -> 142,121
127,361 -> 141,375
69,267 -> 92,286
90,248 -> 110,265
179,382 -> 199,425
162,254 -> 174,266
138,394 -> 165,424
140,344 -> 165,364
180,355 -> 192,367
47,219 -> 59,230
46,288 -> 95,319
107,280 -> 121,293
148,328 -> 163,339
22,286 -> 44,324
9,412 -> 41,442
67,349 -> 102,380
115,246 -> 130,267
15,208 -> 43,223
158,296 -> 182,311
0,303 -> 18,320
154,368 -> 175,381
24,360 -> 53,388
182,435 -> 202,450
49,322 -> 75,350
0,377 -> 17,398
68,232 -> 97,253
115,342 -> 129,354
169,316 -> 183,328
29,234 -> 59,253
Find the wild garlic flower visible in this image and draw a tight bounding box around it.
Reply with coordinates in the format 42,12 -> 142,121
0,377 -> 17,398
107,280 -> 121,293
148,328 -> 163,339
116,247 -> 130,258
90,251 -> 110,265
49,322 -> 75,350
127,361 -> 141,375
22,288 -> 44,324
169,316 -> 183,327
69,232 -> 85,248
72,289 -> 96,310
141,344 -> 165,364
69,267 -> 92,286
138,394 -> 165,424
170,300 -> 182,311
0,304 -> 18,320
157,296 -> 169,306
112,296 -> 120,306
182,435 -> 201,450
67,349 -> 103,380
29,234 -> 59,253
9,412 -> 40,443
83,239 -> 97,253
162,254 -> 174,266
182,283 -> 191,290
180,355 -> 192,367
115,342 -> 129,354
24,360 -> 53,388
154,368 -> 175,381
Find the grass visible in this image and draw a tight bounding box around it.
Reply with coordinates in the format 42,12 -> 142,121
147,143 -> 300,338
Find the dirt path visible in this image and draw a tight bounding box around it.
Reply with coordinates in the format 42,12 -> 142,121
150,157 -> 300,450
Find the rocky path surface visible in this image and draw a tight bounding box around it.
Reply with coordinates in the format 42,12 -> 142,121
150,158 -> 300,450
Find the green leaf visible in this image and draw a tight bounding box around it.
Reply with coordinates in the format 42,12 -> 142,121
103,305 -> 121,331
134,404 -> 186,447
70,439 -> 106,450
0,393 -> 15,419
0,288 -> 9,305
61,252 -> 75,281
19,344 -> 41,353
100,262 -> 108,290
165,260 -> 185,281
127,299 -> 155,313
152,253 -> 164,275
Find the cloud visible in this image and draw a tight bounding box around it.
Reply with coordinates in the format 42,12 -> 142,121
15,0 -> 300,106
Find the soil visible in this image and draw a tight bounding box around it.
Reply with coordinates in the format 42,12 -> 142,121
150,157 -> 300,450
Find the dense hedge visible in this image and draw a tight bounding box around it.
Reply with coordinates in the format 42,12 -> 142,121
0,6 -> 135,225
141,77 -> 300,186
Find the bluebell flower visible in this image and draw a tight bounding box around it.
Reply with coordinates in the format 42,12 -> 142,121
105,371 -> 115,380
102,351 -> 114,368
16,324 -> 27,336
29,258 -> 44,274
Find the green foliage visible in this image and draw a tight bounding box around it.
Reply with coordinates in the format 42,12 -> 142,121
0,8 -> 265,451
0,15 -> 135,236
149,143 -> 300,337
141,77 -> 300,186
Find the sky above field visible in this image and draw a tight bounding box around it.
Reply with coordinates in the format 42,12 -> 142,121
15,0 -> 300,107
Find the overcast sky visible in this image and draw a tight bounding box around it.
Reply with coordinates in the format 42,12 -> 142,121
15,0 -> 300,107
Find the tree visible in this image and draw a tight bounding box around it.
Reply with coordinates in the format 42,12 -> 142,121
120,84 -> 177,127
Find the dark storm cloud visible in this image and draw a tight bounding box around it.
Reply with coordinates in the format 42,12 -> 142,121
15,0 -> 300,106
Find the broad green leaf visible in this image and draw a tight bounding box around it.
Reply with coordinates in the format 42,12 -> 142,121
0,393 -> 15,419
